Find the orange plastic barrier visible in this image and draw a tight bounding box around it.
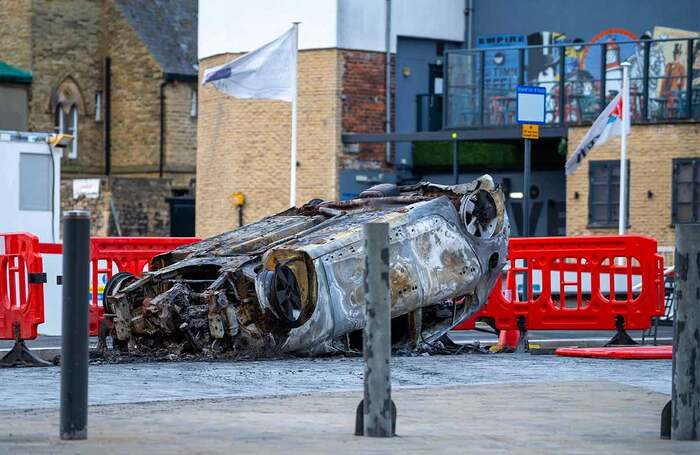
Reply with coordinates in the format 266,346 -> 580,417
0,233 -> 46,340
38,236 -> 200,336
456,235 -> 665,335
555,345 -> 672,359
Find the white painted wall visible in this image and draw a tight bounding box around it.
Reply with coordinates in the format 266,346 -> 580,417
198,0 -> 464,58
0,134 -> 61,243
338,0 -> 465,52
0,132 -> 63,335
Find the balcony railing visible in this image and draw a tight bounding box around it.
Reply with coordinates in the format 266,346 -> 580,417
444,37 -> 700,129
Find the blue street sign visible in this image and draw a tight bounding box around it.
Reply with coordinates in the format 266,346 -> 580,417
516,85 -> 546,125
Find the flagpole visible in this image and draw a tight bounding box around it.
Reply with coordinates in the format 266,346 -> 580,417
619,62 -> 630,235
289,22 -> 299,208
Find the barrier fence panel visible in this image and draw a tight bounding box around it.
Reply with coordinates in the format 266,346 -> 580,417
3,232 -> 668,342
38,237 -> 200,336
0,233 -> 46,341
88,237 -> 200,335
455,235 -> 665,333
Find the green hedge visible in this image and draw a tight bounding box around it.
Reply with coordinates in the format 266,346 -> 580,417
413,141 -> 520,170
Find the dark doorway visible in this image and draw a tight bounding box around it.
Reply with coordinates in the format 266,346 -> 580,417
167,197 -> 195,237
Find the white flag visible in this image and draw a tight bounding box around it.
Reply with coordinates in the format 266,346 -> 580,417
565,92 -> 630,176
203,27 -> 296,102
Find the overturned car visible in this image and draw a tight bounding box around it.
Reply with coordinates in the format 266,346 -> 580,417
104,175 -> 510,358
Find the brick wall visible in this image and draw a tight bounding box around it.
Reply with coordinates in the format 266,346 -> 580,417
340,50 -> 394,168
163,80 -> 197,186
30,0 -> 104,174
61,176 -> 171,236
196,48 -> 398,238
60,178 -> 111,236
110,177 -> 170,236
566,123 -> 700,247
102,0 -> 162,174
196,49 -> 342,238
0,0 -> 32,71
0,0 -> 198,238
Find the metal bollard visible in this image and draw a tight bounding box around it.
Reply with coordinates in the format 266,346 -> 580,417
60,210 -> 90,440
355,222 -> 396,437
667,224 -> 700,440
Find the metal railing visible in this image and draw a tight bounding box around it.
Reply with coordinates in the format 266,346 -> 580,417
445,37 -> 700,129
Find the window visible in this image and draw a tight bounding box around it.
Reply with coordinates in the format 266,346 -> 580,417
190,88 -> 197,117
19,153 -> 52,211
588,160 -> 629,227
672,159 -> 700,223
95,91 -> 102,122
54,103 -> 78,159
50,76 -> 84,159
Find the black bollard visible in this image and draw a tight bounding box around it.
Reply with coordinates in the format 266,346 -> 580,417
670,224 -> 700,440
60,210 -> 90,440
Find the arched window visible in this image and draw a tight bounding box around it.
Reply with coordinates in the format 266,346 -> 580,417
50,76 -> 84,160
53,103 -> 78,159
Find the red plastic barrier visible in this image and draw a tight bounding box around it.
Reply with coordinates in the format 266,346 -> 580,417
39,237 -> 200,336
456,235 -> 665,333
555,345 -> 672,360
0,233 -> 46,340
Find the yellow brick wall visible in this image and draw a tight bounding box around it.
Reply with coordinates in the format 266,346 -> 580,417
163,80 -> 197,186
103,0 -> 162,174
567,123 -> 700,247
30,0 -> 104,174
0,0 -> 32,71
196,49 -> 342,238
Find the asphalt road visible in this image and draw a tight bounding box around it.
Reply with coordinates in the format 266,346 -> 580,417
0,325 -> 674,350
0,352 -> 672,410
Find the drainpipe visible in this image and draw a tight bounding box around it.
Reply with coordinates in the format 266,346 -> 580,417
159,79 -> 168,178
466,0 -> 474,49
384,0 -> 391,164
104,57 -> 111,175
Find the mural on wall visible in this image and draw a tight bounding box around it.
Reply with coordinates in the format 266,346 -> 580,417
476,34 -> 525,90
651,26 -> 699,114
526,31 -> 567,122
469,25 -> 698,125
695,41 -> 700,88
475,34 -> 526,124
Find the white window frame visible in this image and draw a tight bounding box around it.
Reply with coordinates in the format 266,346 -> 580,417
68,106 -> 78,159
190,89 -> 197,117
54,103 -> 78,159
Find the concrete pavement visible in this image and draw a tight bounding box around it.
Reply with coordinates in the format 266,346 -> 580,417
0,381 -> 695,454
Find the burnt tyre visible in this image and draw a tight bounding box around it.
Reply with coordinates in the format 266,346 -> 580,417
102,272 -> 137,315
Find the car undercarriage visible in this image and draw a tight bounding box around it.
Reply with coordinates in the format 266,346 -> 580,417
104,175 -> 510,359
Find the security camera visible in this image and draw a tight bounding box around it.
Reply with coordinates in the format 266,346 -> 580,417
48,133 -> 74,148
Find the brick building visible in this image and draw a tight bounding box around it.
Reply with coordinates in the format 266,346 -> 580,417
0,0 -> 197,236
197,0 -> 463,237
567,124 -> 700,250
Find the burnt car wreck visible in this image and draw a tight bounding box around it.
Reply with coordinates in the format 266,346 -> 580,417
104,175 -> 509,359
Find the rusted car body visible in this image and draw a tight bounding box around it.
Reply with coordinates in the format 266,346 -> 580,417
106,175 -> 509,357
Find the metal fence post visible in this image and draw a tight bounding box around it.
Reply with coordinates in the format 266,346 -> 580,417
452,138 -> 459,184
686,39 -> 694,120
355,222 -> 396,437
60,210 -> 90,441
669,224 -> 700,440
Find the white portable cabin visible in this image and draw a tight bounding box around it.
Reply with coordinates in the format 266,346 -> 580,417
0,130 -> 63,335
